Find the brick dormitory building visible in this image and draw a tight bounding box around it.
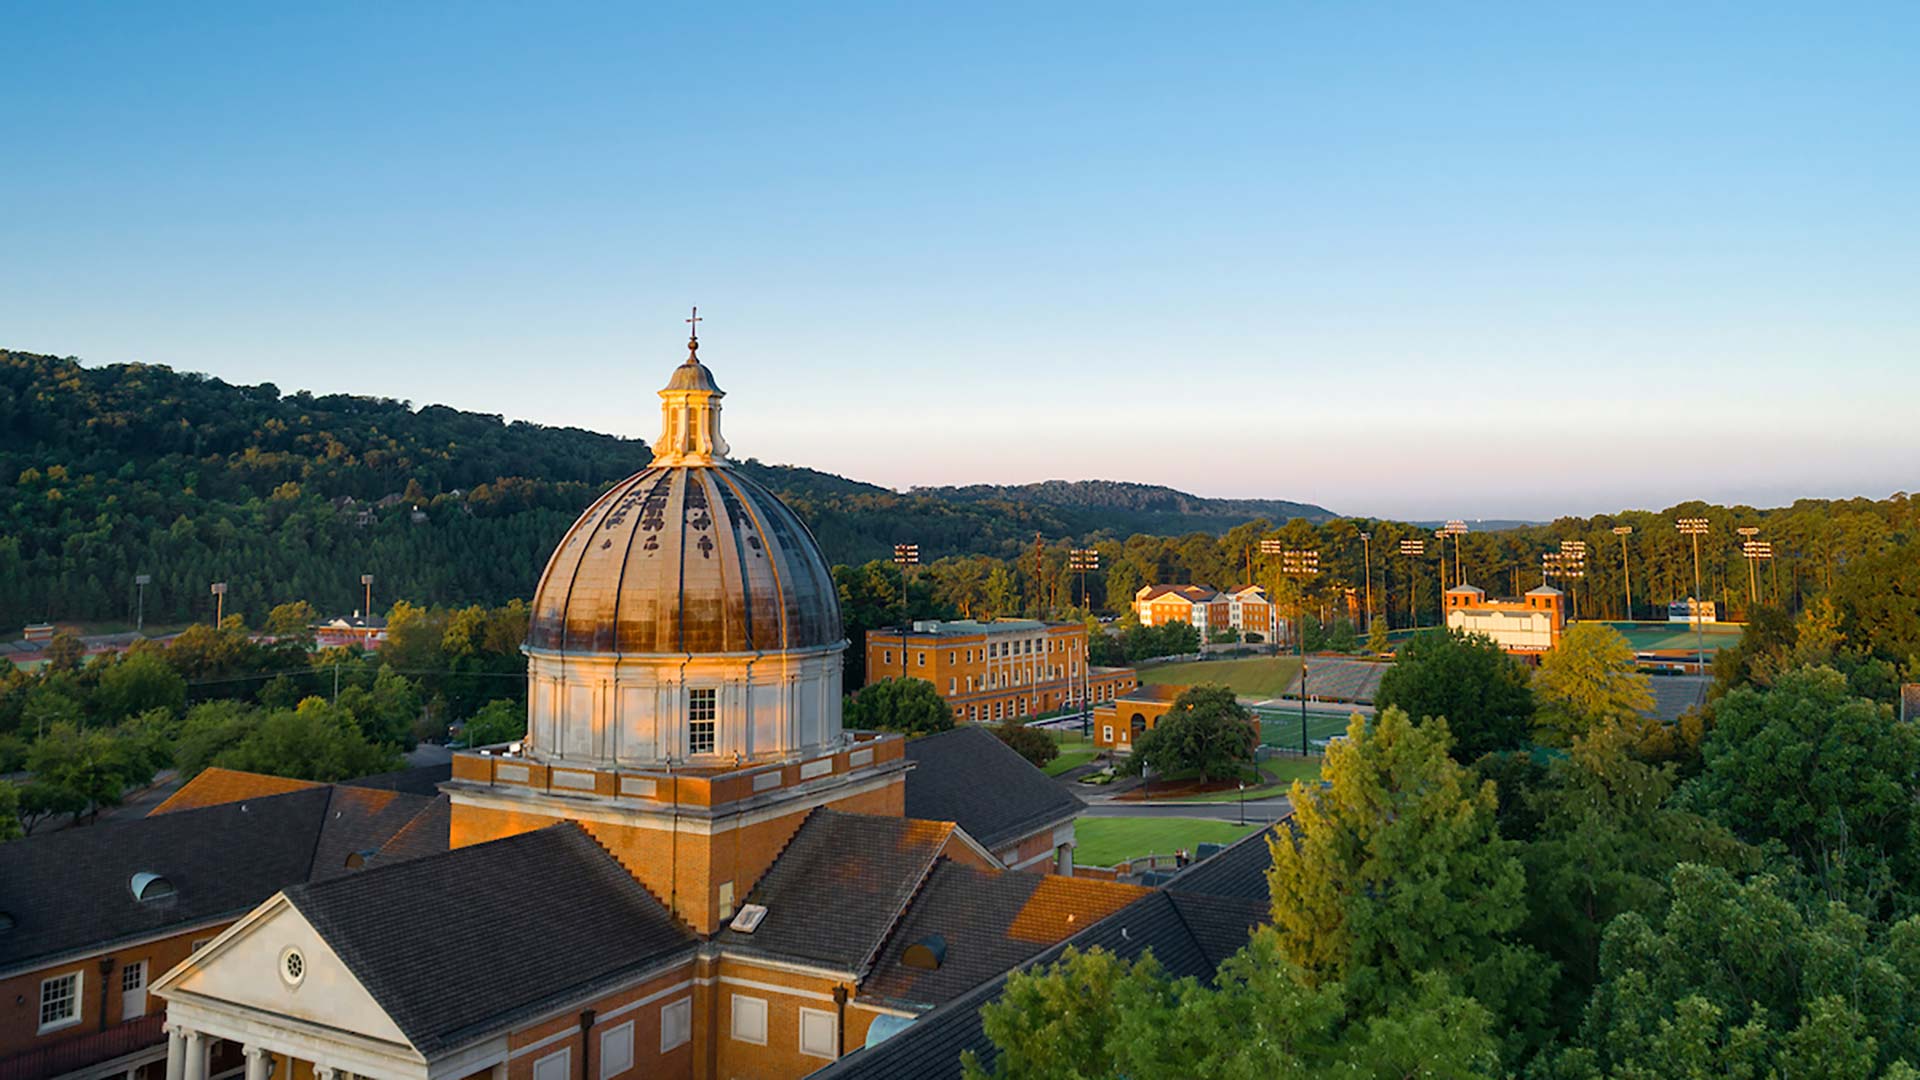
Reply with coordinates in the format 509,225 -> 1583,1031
862,619 -> 1137,725
0,336 -> 1274,1080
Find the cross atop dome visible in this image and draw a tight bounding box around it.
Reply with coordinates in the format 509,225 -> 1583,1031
685,305 -> 702,361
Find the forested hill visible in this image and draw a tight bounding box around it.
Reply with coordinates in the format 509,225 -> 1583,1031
917,480 -> 1335,534
0,350 -> 1335,626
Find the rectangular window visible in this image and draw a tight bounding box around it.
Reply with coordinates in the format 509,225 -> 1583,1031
948,678 -> 956,693
1103,725 -> 1114,742
39,971 -> 81,1033
882,649 -> 892,665
917,651 -> 926,666
600,1020 -> 634,1079
660,997 -> 693,1052
798,1006 -> 839,1059
533,1048 -> 570,1080
948,651 -> 956,664
731,994 -> 768,1045
688,688 -> 716,755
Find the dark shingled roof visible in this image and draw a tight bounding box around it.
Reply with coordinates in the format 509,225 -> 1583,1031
862,862 -> 1149,1010
903,726 -> 1084,852
285,824 -> 695,1055
0,783 -> 450,975
716,810 -> 953,971
810,888 -> 1269,1080
1160,821 -> 1284,903
343,762 -> 453,797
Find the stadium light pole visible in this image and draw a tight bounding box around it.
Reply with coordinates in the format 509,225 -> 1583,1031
1399,537 -> 1425,629
134,573 -> 151,634
1612,526 -> 1634,621
1069,548 -> 1100,735
1559,539 -> 1588,621
361,573 -> 375,619
1742,536 -> 1773,612
892,543 -> 919,681
1677,518 -> 1710,675
1281,548 -> 1320,758
1444,520 -> 1469,585
1736,527 -> 1761,607
1358,531 -> 1374,636
210,581 -> 227,626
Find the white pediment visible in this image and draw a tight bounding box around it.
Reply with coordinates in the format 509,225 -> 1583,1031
160,894 -> 412,1048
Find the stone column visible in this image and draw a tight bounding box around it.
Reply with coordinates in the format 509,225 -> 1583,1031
182,1031 -> 207,1080
489,1064 -> 509,1080
243,1046 -> 270,1080
164,1026 -> 186,1080
314,1067 -> 336,1080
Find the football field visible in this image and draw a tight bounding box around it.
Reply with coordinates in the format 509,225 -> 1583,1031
1254,705 -> 1362,748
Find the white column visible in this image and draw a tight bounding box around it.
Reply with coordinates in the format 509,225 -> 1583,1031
165,1026 -> 186,1080
182,1031 -> 207,1080
314,1067 -> 336,1080
490,1064 -> 509,1080
244,1046 -> 270,1080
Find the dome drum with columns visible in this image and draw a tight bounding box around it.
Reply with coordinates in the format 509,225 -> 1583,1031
521,329 -> 847,769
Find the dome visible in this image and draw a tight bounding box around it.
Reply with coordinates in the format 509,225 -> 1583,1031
528,464 -> 842,655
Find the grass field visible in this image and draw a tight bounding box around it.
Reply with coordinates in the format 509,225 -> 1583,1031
1041,731 -> 1100,776
1600,621 -> 1744,652
1170,756 -> 1324,802
1073,817 -> 1256,867
1255,706 -> 1362,748
1136,656 -> 1303,699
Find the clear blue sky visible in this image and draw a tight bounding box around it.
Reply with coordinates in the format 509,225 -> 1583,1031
4,3 -> 1915,520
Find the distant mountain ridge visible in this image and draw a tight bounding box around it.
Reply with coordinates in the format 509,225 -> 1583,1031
913,479 -> 1336,534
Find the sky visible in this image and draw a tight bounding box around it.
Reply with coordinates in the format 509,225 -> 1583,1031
3,3 -> 1915,521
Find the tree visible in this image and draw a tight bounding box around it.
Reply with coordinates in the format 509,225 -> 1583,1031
1267,708 -> 1552,1056
334,666 -> 422,749
1375,628 -> 1535,762
990,721 -> 1059,769
1548,864 -> 1920,1078
26,722 -> 149,822
843,677 -> 955,737
265,599 -> 319,640
1119,684 -> 1256,784
462,698 -> 526,747
173,699 -> 258,778
964,932 -> 1503,1080
1533,622 -> 1654,743
1367,617 -> 1391,655
1686,666 -> 1920,913
42,631 -> 85,672
0,781 -> 22,843
213,698 -> 401,781
93,650 -> 187,722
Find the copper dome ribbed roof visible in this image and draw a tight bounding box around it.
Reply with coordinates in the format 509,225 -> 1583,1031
528,466 -> 842,655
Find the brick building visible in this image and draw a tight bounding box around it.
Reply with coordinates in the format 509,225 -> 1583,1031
863,619 -> 1136,724
1132,584 -> 1276,641
1090,684 -> 1260,752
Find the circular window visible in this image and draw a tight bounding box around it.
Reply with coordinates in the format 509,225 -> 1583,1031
279,947 -> 306,987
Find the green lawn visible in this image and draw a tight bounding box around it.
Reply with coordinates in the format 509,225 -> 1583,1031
1600,621 -> 1745,652
1044,747 -> 1100,777
1136,656 -> 1304,699
1074,817 -> 1256,867
1164,756 -> 1324,802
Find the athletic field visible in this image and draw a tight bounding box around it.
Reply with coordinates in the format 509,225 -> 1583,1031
1254,705 -> 1363,749
1599,621 -> 1744,653
1136,656 -> 1303,699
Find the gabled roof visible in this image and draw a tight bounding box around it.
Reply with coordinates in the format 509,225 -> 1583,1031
904,727 -> 1085,852
810,889 -> 1268,1080
0,782 -> 451,976
284,824 -> 695,1056
716,810 -> 955,972
861,863 -> 1148,1010
150,767 -> 324,815
1136,584 -> 1218,605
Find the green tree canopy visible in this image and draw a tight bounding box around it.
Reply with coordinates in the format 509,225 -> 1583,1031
92,650 -> 187,722
211,698 -> 401,782
989,721 -> 1059,769
463,698 -> 527,747
1267,708 -> 1553,1058
1119,683 -> 1256,784
844,676 -> 955,737
1533,622 -> 1653,743
1375,628 -> 1534,762
1685,665 -> 1920,913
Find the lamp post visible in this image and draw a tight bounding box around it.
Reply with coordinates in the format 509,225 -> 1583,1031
1069,548 -> 1100,735
1612,526 -> 1634,621
210,582 -> 227,626
892,543 -> 918,680
134,574 -> 151,634
1677,518 -> 1710,674
1399,537 -> 1425,629
1280,548 -> 1319,757
1238,779 -> 1247,826
1358,531 -> 1374,636
361,573 -> 375,619
1559,539 -> 1587,620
